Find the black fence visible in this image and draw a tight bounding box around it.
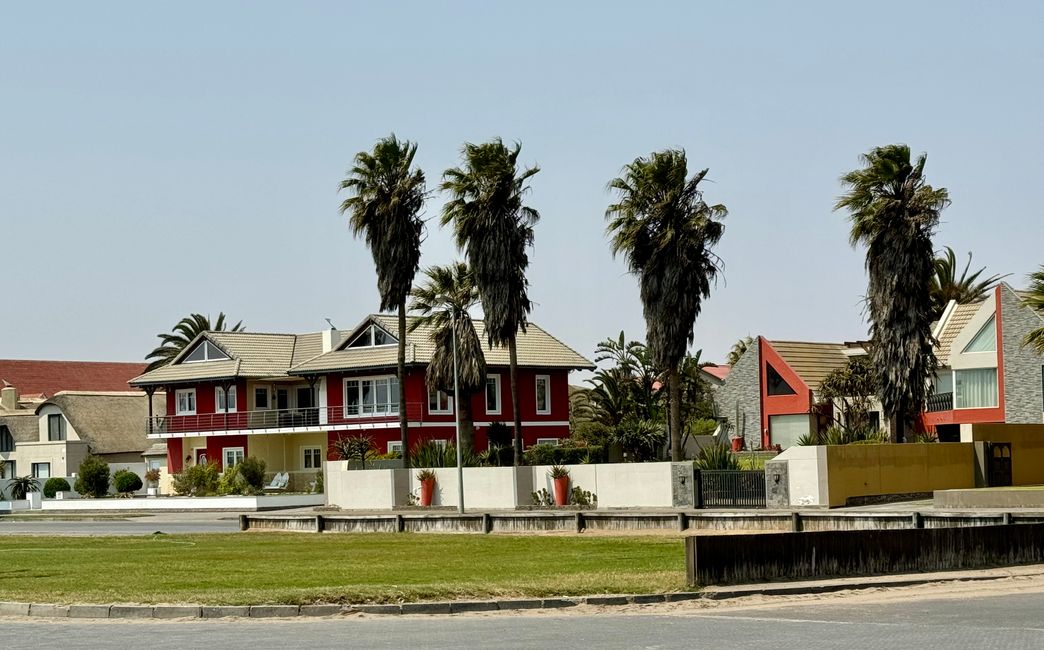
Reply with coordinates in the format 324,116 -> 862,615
926,391 -> 953,412
697,470 -> 766,508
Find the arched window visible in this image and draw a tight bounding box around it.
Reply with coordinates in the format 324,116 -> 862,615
0,425 -> 14,453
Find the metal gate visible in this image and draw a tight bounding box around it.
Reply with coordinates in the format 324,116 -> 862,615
986,442 -> 1012,487
697,470 -> 767,508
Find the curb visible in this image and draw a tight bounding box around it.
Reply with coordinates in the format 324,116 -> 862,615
0,571 -> 1019,620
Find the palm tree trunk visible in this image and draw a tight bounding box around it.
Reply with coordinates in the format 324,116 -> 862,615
458,393 -> 475,452
398,301 -> 409,466
668,366 -> 683,461
509,337 -> 523,466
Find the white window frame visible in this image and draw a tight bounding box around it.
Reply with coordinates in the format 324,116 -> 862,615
536,437 -> 560,446
346,323 -> 398,349
183,340 -> 230,363
342,375 -> 400,418
215,386 -> 237,413
485,374 -> 502,415
387,440 -> 403,455
428,386 -> 454,415
223,447 -> 245,468
302,446 -> 323,470
535,375 -> 551,415
254,386 -> 270,411
176,388 -> 197,415
954,367 -> 999,410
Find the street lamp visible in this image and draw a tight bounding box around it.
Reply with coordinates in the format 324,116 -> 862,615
452,313 -> 465,514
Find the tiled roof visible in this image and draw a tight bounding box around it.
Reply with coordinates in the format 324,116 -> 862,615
0,360 -> 148,399
767,340 -> 851,392
291,332 -> 325,366
936,300 -> 985,364
290,315 -> 594,374
700,364 -> 731,381
129,359 -> 241,386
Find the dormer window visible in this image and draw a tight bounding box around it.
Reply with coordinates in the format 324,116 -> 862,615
346,323 -> 397,348
182,340 -> 230,363
962,316 -> 997,353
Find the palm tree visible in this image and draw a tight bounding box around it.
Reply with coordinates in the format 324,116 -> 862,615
606,149 -> 727,461
440,139 -> 540,465
408,263 -> 486,451
929,246 -> 1009,319
1024,265 -> 1044,353
339,134 -> 426,466
145,313 -> 243,372
835,144 -> 949,442
726,336 -> 754,366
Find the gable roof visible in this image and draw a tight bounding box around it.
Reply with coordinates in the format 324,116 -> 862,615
36,391 -> 163,455
935,300 -> 986,363
766,340 -> 852,392
0,360 -> 148,400
289,314 -> 594,374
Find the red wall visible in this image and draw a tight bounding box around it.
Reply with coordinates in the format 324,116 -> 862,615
167,438 -> 184,473
759,339 -> 815,449
204,434 -> 249,472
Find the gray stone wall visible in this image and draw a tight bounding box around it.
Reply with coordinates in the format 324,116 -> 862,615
713,340 -> 762,449
1001,285 -> 1044,423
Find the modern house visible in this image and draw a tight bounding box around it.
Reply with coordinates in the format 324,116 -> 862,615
921,283 -> 1044,440
128,314 -> 593,488
712,338 -> 884,450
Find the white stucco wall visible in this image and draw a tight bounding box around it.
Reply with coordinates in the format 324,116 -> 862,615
773,445 -> 828,506
325,463 -> 401,509
595,462 -> 676,508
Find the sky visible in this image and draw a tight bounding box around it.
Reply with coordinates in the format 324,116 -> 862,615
1,1 -> 1041,372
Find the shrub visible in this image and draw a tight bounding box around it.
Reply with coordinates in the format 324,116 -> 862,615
218,464 -> 244,495
43,477 -> 71,498
9,476 -> 40,500
522,442 -> 606,466
486,421 -> 512,449
313,470 -> 324,494
570,486 -> 597,507
113,469 -> 143,494
172,462 -> 220,496
144,468 -> 161,485
694,443 -> 740,471
613,416 -> 666,462
74,455 -> 111,497
330,434 -> 375,467
236,456 -> 267,491
416,468 -> 437,482
570,421 -> 613,447
411,440 -> 479,468
549,465 -> 570,479
523,443 -> 558,466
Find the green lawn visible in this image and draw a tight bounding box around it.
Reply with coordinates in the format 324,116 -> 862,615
0,533 -> 686,605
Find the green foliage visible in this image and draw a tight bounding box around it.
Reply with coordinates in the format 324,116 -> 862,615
237,457 -> 266,491
313,470 -> 324,494
803,426 -> 891,446
410,439 -> 479,468
819,355 -> 878,431
218,464 -> 244,495
172,462 -> 220,496
330,434 -> 376,467
687,418 -> 719,437
113,469 -> 143,494
571,421 -> 614,447
930,247 -> 1009,320
911,431 -> 939,443
548,465 -> 570,479
43,477 -> 71,498
613,416 -> 666,462
486,422 -> 512,449
9,475 -> 40,500
570,486 -> 597,507
1024,266 -> 1044,354
726,336 -> 754,366
693,444 -> 740,471
145,313 -> 243,372
416,468 -> 437,482
74,455 -> 111,498
144,468 -> 161,485
522,443 -> 605,466
531,488 -> 553,507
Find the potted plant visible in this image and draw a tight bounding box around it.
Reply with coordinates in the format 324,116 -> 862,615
549,465 -> 570,507
9,475 -> 40,508
417,469 -> 437,507
144,468 -> 162,497
729,433 -> 745,452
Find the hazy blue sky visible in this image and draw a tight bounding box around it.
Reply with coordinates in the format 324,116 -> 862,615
2,1 -> 1041,370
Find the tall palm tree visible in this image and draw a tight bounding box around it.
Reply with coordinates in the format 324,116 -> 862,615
929,246 -> 1009,319
835,144 -> 949,441
726,336 -> 754,366
408,263 -> 486,451
1024,266 -> 1044,353
339,134 -> 426,465
440,139 -> 540,465
145,313 -> 243,372
606,149 -> 727,461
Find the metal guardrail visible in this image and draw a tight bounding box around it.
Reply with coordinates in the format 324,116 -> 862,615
926,392 -> 954,413
147,402 -> 429,435
697,469 -> 767,508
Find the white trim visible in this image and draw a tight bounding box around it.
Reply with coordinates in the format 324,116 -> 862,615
485,373 -> 502,415
192,446 -> 208,465
176,388 -> 197,415
428,386 -> 454,415
345,322 -> 398,349
535,437 -> 560,446
223,446 -> 245,468
535,375 -> 551,415
302,446 -> 323,470
387,440 -> 403,454
932,299 -> 957,341
146,420 -> 572,439
253,386 -> 270,411
215,385 -> 237,413
343,375 -> 400,418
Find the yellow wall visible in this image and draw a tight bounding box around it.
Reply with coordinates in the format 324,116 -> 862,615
825,443 -> 975,507
969,424 -> 1044,486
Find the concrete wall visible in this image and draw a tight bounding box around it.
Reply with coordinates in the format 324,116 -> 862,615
713,343 -> 761,450
771,445 -> 828,507
999,286 -> 1044,423
967,423 -> 1044,485
325,463 -> 404,509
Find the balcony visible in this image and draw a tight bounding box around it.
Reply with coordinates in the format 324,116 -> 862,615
146,403 -> 430,436
926,392 -> 953,413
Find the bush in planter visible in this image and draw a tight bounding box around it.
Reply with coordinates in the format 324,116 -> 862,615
74,455 -> 111,497
43,477 -> 71,499
113,469 -> 143,495
172,462 -> 220,496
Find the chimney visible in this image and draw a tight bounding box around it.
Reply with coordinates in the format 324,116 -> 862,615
321,328 -> 342,353
0,385 -> 18,411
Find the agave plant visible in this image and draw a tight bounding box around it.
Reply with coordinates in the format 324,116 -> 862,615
8,475 -> 40,500
694,443 -> 740,471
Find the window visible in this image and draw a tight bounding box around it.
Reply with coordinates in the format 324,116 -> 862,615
0,425 -> 13,452
47,414 -> 65,441
31,462 -> 50,479
254,386 -> 270,410
766,364 -> 796,396
962,316 -> 997,353
485,374 -> 501,415
535,375 -> 551,415
428,386 -> 453,414
0,461 -> 13,479
343,376 -> 400,417
215,386 -> 237,413
955,368 -> 999,409
536,437 -> 560,446
346,323 -> 397,348
387,441 -> 403,455
223,447 -> 245,468
303,447 -> 323,469
182,340 -> 230,363
176,389 -> 197,415
769,414 -> 811,449
934,372 -> 954,395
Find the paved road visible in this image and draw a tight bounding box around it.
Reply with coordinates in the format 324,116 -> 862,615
4,590 -> 1044,649
0,513 -> 241,535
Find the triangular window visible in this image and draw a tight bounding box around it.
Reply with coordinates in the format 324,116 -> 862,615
347,323 -> 398,348
766,363 -> 796,396
962,316 -> 996,353
182,340 -> 230,363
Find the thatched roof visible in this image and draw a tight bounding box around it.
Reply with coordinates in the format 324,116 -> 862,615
0,410 -> 40,444
36,391 -> 165,455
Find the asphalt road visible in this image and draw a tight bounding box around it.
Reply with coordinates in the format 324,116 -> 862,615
0,513 -> 241,535
3,590 -> 1044,649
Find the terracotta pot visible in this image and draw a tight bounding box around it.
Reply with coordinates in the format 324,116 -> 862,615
420,478 -> 436,506
553,476 -> 570,506
730,437 -> 744,452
